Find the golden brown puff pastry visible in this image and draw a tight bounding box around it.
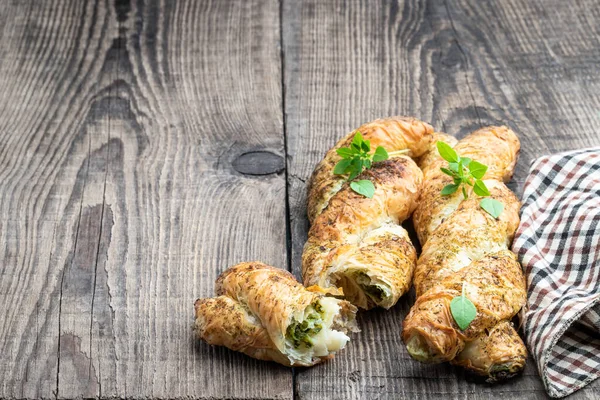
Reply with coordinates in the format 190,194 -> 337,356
403,127 -> 528,381
414,181 -> 521,296
307,117 -> 435,223
412,133 -> 460,245
195,262 -> 358,367
452,321 -> 527,382
403,250 -> 526,361
412,127 -> 519,245
302,117 -> 434,309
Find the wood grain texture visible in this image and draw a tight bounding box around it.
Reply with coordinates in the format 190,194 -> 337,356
282,0 -> 600,399
0,0 -> 291,399
2,0 -> 600,399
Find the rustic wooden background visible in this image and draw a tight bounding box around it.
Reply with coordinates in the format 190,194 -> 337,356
1,0 -> 599,399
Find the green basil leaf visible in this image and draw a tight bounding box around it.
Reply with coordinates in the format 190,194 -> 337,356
480,198 -> 504,218
361,139 -> 371,152
450,291 -> 477,330
449,162 -> 459,173
352,131 -> 364,147
456,160 -> 464,177
336,147 -> 354,158
461,157 -> 472,166
440,167 -> 455,177
453,176 -> 462,185
473,179 -> 491,196
333,159 -> 352,175
363,158 -> 372,169
373,146 -> 389,162
436,141 -> 459,163
469,160 -> 488,179
350,180 -> 375,198
441,184 -> 459,195
348,158 -> 363,180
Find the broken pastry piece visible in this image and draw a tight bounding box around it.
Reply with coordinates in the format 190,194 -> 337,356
194,262 -> 358,367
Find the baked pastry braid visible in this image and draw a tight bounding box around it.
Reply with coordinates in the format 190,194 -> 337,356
303,117 -> 434,309
402,127 -> 528,381
195,262 -> 358,367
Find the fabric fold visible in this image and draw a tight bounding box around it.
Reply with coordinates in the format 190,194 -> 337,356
512,147 -> 600,398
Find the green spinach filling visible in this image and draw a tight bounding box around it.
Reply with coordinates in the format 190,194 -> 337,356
286,304 -> 324,349
363,284 -> 386,302
355,272 -> 387,303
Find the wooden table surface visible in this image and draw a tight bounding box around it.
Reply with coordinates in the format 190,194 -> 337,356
1,1 -> 600,399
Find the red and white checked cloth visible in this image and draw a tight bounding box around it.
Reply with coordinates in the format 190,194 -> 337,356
512,147 -> 600,398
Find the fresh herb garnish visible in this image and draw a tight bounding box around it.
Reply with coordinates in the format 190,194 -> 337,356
480,197 -> 504,219
436,141 -> 504,218
334,131 -> 405,198
334,131 -> 382,181
450,284 -> 477,330
350,180 -> 375,198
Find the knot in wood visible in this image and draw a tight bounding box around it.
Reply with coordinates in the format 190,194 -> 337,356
232,151 -> 284,176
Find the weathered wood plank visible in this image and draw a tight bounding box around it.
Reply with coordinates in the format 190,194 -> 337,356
441,0 -> 600,190
0,0 -> 291,399
103,1 -> 290,398
0,2 -> 118,398
2,0 -> 599,399
282,0 -> 600,399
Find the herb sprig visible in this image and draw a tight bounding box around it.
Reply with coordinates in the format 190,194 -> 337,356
436,141 -> 504,218
333,131 -> 406,198
450,284 -> 477,330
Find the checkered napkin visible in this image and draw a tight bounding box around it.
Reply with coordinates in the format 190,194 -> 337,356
512,147 -> 600,398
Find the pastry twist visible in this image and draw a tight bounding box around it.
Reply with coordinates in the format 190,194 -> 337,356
302,117 -> 434,309
402,127 -> 528,381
